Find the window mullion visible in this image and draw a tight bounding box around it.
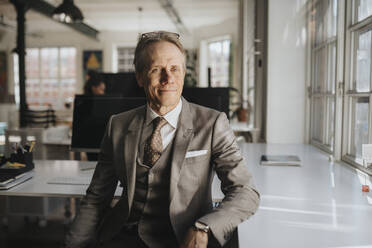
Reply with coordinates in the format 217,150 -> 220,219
324,45 -> 330,145
38,48 -> 42,107
369,32 -> 372,144
58,47 -> 61,109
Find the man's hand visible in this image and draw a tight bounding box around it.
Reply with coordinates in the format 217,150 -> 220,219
180,227 -> 208,248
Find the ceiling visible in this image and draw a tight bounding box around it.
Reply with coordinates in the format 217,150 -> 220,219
0,0 -> 238,35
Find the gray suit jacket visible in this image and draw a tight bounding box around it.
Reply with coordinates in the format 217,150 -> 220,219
66,98 -> 260,247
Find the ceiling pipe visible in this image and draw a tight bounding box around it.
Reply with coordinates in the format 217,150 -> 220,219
29,0 -> 98,40
157,0 -> 189,34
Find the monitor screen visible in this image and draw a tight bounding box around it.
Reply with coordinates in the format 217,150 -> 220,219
100,72 -> 145,97
71,87 -> 230,152
71,95 -> 146,152
182,87 -> 230,119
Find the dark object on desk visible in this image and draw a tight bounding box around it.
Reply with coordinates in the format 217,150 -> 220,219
0,171 -> 33,189
0,143 -> 35,189
260,155 -> 301,166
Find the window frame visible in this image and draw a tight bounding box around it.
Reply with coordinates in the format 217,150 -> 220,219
342,0 -> 372,172
310,0 -> 339,154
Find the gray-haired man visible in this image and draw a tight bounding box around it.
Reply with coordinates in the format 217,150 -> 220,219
66,31 -> 260,248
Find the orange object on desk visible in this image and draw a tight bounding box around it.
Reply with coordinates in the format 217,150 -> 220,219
362,185 -> 370,192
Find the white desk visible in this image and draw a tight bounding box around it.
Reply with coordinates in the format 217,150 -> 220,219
236,143 -> 372,248
1,144 -> 372,247
229,121 -> 260,143
0,160 -> 106,197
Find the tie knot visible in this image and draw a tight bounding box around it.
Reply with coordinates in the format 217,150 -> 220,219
153,117 -> 167,131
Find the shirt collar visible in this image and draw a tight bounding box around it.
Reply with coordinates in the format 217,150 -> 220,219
145,98 -> 182,129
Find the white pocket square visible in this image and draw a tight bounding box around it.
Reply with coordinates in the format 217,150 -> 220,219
185,150 -> 208,158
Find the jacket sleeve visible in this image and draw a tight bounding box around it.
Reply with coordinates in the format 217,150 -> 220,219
65,116 -> 118,248
197,112 -> 260,246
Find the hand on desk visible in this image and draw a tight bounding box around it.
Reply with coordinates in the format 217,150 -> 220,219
180,227 -> 208,248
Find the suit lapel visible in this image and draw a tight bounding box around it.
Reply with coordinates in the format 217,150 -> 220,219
170,98 -> 194,203
124,106 -> 145,209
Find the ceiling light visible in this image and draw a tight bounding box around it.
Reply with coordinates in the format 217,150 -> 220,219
52,0 -> 84,23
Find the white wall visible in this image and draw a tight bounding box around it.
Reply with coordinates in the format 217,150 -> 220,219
266,0 -> 307,143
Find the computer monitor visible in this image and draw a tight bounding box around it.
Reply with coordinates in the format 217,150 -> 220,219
99,73 -> 230,117
71,87 -> 230,152
100,72 -> 145,97
71,95 -> 146,152
182,87 -> 230,119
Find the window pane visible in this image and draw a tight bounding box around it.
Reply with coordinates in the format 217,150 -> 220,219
208,39 -> 230,87
26,79 -> 40,107
13,54 -> 20,106
222,40 -> 230,59
41,48 -> 58,78
356,30 -> 371,92
357,0 -> 372,22
327,44 -> 336,93
25,48 -> 39,78
117,47 -> 135,72
350,97 -> 369,158
315,1 -> 325,44
326,97 -> 335,150
60,47 -> 76,78
312,97 -> 324,142
326,0 -> 338,38
61,79 -> 76,99
314,49 -> 326,92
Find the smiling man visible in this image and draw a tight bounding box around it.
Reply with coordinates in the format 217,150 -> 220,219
65,31 -> 260,248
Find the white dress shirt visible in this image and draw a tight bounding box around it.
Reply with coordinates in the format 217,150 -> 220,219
145,99 -> 182,150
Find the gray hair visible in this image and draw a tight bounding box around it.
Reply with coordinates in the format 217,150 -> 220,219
133,31 -> 186,75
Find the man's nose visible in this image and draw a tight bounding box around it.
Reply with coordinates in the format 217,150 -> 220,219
160,69 -> 172,84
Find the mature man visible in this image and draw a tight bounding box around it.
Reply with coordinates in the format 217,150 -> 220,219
66,31 -> 260,248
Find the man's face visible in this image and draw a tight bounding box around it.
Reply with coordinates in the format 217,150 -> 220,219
137,41 -> 185,113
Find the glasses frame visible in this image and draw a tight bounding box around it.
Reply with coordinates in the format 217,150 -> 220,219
140,31 -> 180,40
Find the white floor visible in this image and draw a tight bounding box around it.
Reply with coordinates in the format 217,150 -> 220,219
229,144 -> 372,248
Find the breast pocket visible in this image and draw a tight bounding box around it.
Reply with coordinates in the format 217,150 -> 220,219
185,153 -> 210,164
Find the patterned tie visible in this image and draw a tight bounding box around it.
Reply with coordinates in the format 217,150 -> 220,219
143,117 -> 168,167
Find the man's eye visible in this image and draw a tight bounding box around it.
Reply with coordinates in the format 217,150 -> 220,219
171,67 -> 179,72
151,68 -> 159,73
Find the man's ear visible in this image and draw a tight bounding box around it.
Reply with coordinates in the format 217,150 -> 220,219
136,73 -> 144,87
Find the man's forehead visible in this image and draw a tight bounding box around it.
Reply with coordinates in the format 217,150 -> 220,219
146,42 -> 184,64
148,42 -> 182,54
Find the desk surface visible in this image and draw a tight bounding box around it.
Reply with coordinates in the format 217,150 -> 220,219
0,160 -> 98,197
229,121 -> 260,132
1,144 -> 371,247
238,143 -> 372,247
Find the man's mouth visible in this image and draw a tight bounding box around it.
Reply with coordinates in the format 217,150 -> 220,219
159,89 -> 177,93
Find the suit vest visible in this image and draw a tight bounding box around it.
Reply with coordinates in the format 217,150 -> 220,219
126,125 -> 178,247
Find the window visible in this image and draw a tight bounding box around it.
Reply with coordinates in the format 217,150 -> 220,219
207,39 -> 231,87
355,0 -> 372,22
14,47 -> 77,110
344,0 -> 372,166
310,0 -> 338,152
116,47 -> 135,72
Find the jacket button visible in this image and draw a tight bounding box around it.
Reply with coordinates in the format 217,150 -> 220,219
224,233 -> 231,240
